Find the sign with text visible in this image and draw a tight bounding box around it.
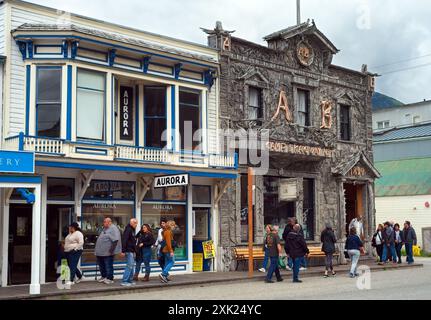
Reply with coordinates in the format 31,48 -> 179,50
266,141 -> 334,158
120,86 -> 134,141
0,150 -> 35,174
193,253 -> 203,272
202,240 -> 216,259
154,174 -> 189,188
279,178 -> 298,201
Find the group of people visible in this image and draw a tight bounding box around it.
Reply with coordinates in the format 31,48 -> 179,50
61,217 -> 178,287
261,217 -> 310,284
260,216 -> 418,284
372,220 -> 417,265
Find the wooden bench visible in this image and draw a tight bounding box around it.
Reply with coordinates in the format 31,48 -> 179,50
306,246 -> 340,267
233,247 -> 265,271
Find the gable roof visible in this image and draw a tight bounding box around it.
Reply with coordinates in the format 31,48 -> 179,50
263,20 -> 339,54
332,151 -> 381,178
373,122 -> 431,143
375,158 -> 431,197
12,24 -> 217,64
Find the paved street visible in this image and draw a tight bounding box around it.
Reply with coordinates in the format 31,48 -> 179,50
83,258 -> 431,300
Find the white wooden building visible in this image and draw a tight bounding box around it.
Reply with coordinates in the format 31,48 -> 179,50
0,0 -> 237,294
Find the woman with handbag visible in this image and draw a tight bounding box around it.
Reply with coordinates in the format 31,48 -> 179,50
345,226 -> 364,278
159,220 -> 176,283
321,223 -> 337,278
134,224 -> 156,281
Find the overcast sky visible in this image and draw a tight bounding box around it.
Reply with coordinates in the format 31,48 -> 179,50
28,0 -> 431,103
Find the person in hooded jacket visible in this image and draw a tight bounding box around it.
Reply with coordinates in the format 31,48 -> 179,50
320,223 -> 337,278
285,224 -> 309,283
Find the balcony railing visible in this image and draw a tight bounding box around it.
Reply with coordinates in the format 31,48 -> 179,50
4,134 -> 238,170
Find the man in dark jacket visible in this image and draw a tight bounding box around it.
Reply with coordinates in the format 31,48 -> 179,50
283,218 -> 306,271
380,222 -> 397,265
285,224 -> 309,283
403,221 -> 417,265
121,218 -> 138,286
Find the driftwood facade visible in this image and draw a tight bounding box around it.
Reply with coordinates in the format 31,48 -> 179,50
203,21 -> 380,270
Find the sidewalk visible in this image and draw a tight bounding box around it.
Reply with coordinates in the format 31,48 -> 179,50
0,260 -> 422,300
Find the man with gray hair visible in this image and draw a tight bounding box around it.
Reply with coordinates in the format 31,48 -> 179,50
95,217 -> 122,284
121,218 -> 139,286
285,224 -> 309,283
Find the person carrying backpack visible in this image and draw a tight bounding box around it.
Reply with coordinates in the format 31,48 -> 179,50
320,223 -> 337,278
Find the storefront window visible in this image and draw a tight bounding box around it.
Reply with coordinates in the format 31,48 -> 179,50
47,178 -> 75,201
263,177 -> 296,239
141,204 -> 187,260
84,180 -> 135,200
144,185 -> 186,202
192,185 -> 211,204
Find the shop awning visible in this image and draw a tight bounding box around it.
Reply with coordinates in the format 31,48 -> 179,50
35,160 -> 237,179
375,158 -> 431,197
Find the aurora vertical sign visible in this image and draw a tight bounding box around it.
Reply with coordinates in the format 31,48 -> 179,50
120,86 -> 134,140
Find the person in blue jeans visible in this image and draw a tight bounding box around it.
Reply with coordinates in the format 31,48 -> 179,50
159,220 -> 176,283
135,224 -> 155,281
285,224 -> 309,283
259,225 -> 272,273
403,221 -> 417,265
264,226 -> 283,283
95,218 -> 122,284
345,227 -> 364,278
380,222 -> 397,265
121,218 -> 138,286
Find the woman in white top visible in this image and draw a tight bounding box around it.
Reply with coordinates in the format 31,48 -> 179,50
64,222 -> 84,284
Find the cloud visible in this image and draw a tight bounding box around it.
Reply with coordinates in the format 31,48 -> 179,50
27,0 -> 431,103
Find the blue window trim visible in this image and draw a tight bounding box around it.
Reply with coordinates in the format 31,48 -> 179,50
47,177 -> 75,201
35,161 -> 238,179
66,65 -> 73,141
0,176 -> 42,184
34,44 -> 63,55
143,86 -> 167,148
35,66 -> 63,138
111,76 -> 116,144
76,67 -> 107,142
25,65 -> 31,135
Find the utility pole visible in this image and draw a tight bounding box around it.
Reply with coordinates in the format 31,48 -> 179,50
297,0 -> 301,25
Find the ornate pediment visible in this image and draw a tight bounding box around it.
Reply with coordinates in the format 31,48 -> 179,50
332,151 -> 381,178
238,68 -> 269,84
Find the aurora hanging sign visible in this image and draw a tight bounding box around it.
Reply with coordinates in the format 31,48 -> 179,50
154,174 -> 189,188
120,86 -> 134,141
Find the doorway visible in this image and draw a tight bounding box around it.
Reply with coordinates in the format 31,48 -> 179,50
8,204 -> 33,285
192,208 -> 211,272
343,183 -> 365,236
45,205 -> 74,282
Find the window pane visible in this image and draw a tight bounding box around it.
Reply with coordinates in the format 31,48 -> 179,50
193,185 -> 211,204
81,203 -> 133,264
298,90 -> 307,112
37,68 -> 62,102
179,90 -> 200,106
145,118 -> 167,148
37,104 -> 61,137
249,87 -> 259,107
145,87 -> 166,117
302,178 -> 315,240
141,204 -> 187,259
77,88 -> 104,140
249,107 -> 258,120
179,101 -> 201,151
84,180 -> 135,200
47,178 -> 75,201
78,69 -> 105,91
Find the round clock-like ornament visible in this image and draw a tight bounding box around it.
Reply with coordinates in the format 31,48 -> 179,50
297,41 -> 314,67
